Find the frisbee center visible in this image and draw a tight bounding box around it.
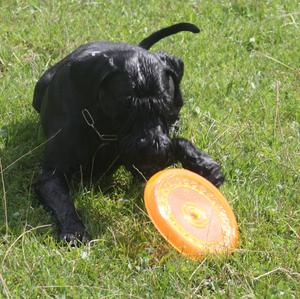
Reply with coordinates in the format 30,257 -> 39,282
182,203 -> 209,228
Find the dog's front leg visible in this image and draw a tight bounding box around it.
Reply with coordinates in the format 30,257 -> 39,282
34,170 -> 89,244
172,138 -> 224,187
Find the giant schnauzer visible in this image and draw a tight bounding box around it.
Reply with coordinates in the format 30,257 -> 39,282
33,23 -> 224,244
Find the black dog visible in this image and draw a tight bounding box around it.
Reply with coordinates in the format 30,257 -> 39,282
33,23 -> 224,243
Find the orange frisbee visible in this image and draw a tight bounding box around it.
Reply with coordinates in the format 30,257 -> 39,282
144,168 -> 239,259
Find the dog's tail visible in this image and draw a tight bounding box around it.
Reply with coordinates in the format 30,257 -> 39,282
138,22 -> 200,50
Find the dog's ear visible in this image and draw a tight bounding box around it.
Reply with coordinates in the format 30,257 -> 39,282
70,52 -> 117,99
156,52 -> 184,83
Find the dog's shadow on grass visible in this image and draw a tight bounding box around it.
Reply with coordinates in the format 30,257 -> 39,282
0,116 -> 46,237
0,116 -> 148,246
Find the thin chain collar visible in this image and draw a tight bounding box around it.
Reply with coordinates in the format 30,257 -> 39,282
81,108 -> 118,141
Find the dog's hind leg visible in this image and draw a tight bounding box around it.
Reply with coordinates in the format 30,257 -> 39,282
172,138 -> 224,187
34,170 -> 90,245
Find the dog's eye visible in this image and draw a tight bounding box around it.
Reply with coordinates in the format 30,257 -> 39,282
102,72 -> 133,99
168,75 -> 175,98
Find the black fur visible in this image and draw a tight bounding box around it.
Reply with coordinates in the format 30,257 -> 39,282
33,23 -> 224,244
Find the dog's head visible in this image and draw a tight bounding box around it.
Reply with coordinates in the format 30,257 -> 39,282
70,23 -> 200,177
98,49 -> 184,177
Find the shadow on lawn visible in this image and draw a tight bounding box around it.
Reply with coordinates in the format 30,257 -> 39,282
0,116 -> 146,244
0,116 -> 45,236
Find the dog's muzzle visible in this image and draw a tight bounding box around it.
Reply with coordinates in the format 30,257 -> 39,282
119,124 -> 173,177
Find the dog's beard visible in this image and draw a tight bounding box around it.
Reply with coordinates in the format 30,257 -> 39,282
118,122 -> 173,178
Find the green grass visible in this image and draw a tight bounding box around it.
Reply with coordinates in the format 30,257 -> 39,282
0,0 -> 299,297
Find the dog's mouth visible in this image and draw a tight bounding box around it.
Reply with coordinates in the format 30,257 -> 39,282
124,152 -> 171,179
119,125 -> 173,179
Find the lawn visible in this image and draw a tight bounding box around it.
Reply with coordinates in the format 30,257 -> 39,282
0,0 -> 299,298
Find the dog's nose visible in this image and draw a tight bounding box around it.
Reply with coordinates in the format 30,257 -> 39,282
136,134 -> 171,157
155,134 -> 171,152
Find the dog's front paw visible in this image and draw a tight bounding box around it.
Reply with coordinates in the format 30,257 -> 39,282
206,162 -> 224,188
189,161 -> 224,188
59,230 -> 90,246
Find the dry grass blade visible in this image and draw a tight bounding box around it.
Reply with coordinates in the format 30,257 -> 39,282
0,158 -> 8,235
131,164 -> 147,182
34,285 -> 107,290
274,80 -> 281,137
0,129 -> 62,174
253,267 -> 300,281
254,51 -> 298,73
287,223 -> 300,240
0,272 -> 11,299
1,224 -> 52,270
207,127 -> 230,149
189,257 -> 207,281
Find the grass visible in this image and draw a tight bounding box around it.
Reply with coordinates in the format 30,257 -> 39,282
0,0 -> 299,297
